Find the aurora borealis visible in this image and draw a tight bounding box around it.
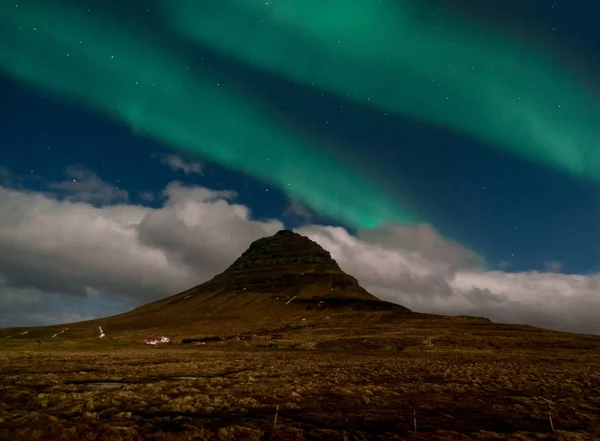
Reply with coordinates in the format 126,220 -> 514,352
166,0 -> 600,184
0,0 -> 415,228
2,0 -> 600,274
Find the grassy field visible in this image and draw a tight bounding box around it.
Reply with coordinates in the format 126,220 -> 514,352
1,317 -> 599,441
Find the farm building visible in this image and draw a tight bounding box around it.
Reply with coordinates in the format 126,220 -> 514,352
144,336 -> 170,345
237,334 -> 253,341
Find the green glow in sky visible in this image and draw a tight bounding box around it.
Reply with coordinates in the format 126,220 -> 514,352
165,0 -> 600,183
0,1 -> 416,228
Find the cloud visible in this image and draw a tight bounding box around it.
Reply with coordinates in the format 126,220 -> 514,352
138,191 -> 155,202
498,260 -> 512,270
136,182 -> 282,273
0,166 -> 46,190
0,186 -> 187,302
0,284 -> 98,328
0,179 -> 279,326
356,223 -> 484,272
0,166 -> 17,188
154,153 -> 204,175
544,260 -> 563,273
299,226 -> 600,335
283,199 -> 313,223
0,169 -> 599,335
47,164 -> 129,204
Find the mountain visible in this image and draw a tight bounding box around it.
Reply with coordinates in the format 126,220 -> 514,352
0,230 -> 410,340
4,232 -> 600,440
177,229 -> 397,306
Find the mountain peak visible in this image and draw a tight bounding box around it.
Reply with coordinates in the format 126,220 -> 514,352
186,229 -> 406,308
274,229 -> 296,236
222,229 -> 340,275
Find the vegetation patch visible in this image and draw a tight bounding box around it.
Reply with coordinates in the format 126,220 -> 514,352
0,345 -> 598,440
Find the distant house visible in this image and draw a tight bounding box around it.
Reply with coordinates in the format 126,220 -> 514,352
145,336 -> 170,345
266,334 -> 283,340
237,334 -> 253,341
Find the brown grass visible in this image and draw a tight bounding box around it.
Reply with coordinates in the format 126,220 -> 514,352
1,334 -> 599,440
1,313 -> 600,440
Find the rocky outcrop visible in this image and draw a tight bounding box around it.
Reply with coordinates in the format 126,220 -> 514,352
226,230 -> 339,271
196,230 -> 378,300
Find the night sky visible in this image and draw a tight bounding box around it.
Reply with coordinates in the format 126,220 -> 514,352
1,0 -> 600,333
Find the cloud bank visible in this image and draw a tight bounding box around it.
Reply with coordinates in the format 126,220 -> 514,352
0,168 -> 598,335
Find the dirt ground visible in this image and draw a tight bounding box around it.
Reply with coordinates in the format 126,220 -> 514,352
1,341 -> 599,441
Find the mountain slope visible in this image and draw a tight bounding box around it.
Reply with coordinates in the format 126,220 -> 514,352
0,230 -> 410,340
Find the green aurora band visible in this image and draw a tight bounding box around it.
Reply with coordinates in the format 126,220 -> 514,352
165,0 -> 600,183
0,1 -> 416,228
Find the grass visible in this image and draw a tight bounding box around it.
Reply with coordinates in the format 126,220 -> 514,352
1,321 -> 599,441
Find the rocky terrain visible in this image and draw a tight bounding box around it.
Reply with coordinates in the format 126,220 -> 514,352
208,229 -> 376,297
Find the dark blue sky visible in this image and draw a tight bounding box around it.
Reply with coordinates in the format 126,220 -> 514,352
2,0 -> 600,275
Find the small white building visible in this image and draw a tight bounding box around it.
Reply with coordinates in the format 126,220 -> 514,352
144,336 -> 170,345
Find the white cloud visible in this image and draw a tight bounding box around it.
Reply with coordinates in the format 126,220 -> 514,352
47,164 -> 128,204
298,225 -> 600,335
0,170 -> 599,335
154,153 -> 204,175
356,223 -> 484,272
136,182 -> 282,273
0,179 -> 280,326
